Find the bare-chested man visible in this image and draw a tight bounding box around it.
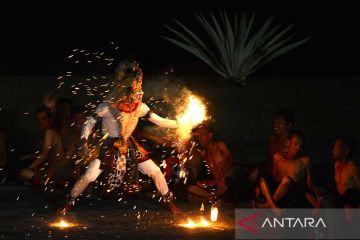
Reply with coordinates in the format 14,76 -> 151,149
19,106 -> 64,184
267,110 -> 295,178
253,110 -> 295,195
333,136 -> 360,207
258,131 -> 310,209
49,98 -> 78,186
186,122 -> 234,203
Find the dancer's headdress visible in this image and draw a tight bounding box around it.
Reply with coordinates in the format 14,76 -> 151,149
107,58 -> 143,102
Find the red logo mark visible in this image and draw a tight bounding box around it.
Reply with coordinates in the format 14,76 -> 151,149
238,213 -> 258,234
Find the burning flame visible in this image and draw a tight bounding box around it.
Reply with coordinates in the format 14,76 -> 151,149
180,217 -> 210,229
200,203 -> 204,212
183,218 -> 196,228
178,205 -> 225,230
210,206 -> 218,222
200,217 -> 210,227
176,95 -> 207,140
50,219 -> 77,229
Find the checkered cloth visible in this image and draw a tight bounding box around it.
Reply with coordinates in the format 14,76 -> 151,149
107,151 -> 126,192
106,137 -> 143,192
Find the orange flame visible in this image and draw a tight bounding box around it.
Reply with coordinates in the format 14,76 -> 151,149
179,206 -> 227,230
179,217 -> 211,229
182,218 -> 197,228
50,219 -> 77,229
200,217 -> 210,227
176,95 -> 207,140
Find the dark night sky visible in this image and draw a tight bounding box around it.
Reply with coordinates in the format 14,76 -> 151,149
0,2 -> 359,78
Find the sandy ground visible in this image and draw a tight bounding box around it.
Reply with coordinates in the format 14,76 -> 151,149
0,183 -> 235,240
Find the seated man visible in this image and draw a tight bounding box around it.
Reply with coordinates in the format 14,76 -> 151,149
19,106 -> 64,185
185,122 -> 235,204
53,105 -> 88,187
257,131 -> 311,209
52,98 -> 74,185
253,110 -> 295,198
268,109 -> 295,162
333,136 -> 360,208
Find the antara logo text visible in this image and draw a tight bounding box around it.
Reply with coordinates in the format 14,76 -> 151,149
238,214 -> 327,234
261,217 -> 327,228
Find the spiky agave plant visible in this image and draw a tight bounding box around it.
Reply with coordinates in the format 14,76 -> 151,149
164,11 -> 310,86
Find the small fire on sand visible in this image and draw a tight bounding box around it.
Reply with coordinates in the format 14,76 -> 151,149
180,217 -> 210,228
49,219 -> 77,229
179,205 -> 220,229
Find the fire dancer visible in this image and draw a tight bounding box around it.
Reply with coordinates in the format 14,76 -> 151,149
58,59 -> 181,214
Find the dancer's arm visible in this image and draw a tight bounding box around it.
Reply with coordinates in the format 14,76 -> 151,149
81,103 -> 108,139
81,116 -> 97,140
140,103 -> 178,128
